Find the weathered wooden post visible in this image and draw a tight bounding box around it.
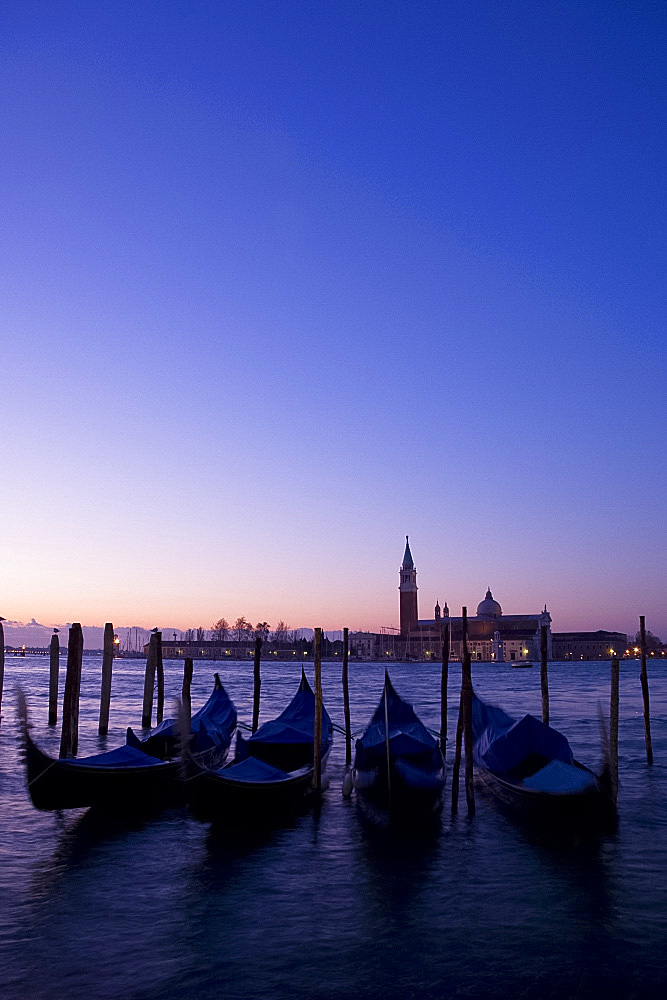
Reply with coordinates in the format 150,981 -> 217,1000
155,631 -> 164,726
342,626 -> 351,767
461,607 -> 475,816
48,630 -> 59,725
440,622 -> 450,759
639,616 -> 653,764
142,632 -> 157,728
0,618 -> 5,721
383,669 -> 392,809
182,656 -> 193,724
540,625 -> 550,725
59,622 -> 83,758
252,635 -> 262,733
98,622 -> 114,736
451,615 -> 464,814
451,690 -> 464,814
312,627 -> 323,792
610,655 -> 619,804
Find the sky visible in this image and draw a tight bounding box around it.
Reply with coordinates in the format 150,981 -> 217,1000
2,1 -> 665,639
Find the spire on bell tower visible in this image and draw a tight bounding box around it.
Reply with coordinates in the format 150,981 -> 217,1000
399,535 -> 418,635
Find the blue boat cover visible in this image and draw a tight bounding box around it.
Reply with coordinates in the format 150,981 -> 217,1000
357,674 -> 437,761
472,694 -> 574,776
217,757 -> 292,783
65,745 -> 165,768
126,674 -> 237,757
248,671 -> 332,748
522,759 -> 597,794
394,756 -> 443,790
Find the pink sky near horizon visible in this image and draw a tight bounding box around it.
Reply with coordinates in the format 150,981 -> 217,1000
4,535 -> 661,640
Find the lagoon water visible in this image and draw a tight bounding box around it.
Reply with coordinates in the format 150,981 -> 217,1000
0,655 -> 665,999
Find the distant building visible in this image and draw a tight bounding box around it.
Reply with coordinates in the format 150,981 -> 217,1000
551,631 -> 627,660
399,536 -> 419,635
399,537 -> 551,661
144,638 -> 257,659
348,632 -> 377,660
410,589 -> 552,662
143,637 -> 342,660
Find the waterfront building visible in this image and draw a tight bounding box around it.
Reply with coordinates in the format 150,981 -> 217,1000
142,638 -> 324,660
409,588 -> 552,662
398,537 -> 551,661
348,631 -> 377,660
552,631 -> 628,660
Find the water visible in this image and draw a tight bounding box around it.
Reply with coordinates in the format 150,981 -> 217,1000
1,656 -> 665,999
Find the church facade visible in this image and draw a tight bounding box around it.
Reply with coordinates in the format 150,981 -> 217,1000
398,536 -> 552,662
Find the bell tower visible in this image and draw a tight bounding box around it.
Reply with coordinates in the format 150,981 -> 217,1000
399,535 -> 418,635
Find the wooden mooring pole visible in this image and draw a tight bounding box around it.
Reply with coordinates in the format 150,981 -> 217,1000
639,616 -> 653,764
142,633 -> 157,728
98,622 -> 114,736
383,670 -> 392,810
342,627 -> 351,767
48,630 -> 59,725
252,636 -> 262,734
182,657 -> 193,725
312,627 -> 323,793
59,623 -> 83,758
540,625 -> 550,725
155,631 -> 164,726
440,622 -> 450,760
461,607 -> 475,816
451,689 -> 463,814
610,655 -> 619,805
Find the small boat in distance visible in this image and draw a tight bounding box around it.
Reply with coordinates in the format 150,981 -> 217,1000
352,672 -> 445,822
511,661 -> 534,668
18,675 -> 236,812
186,669 -> 332,820
471,692 -> 616,829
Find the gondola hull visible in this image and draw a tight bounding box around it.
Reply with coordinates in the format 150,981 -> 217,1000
475,763 -> 615,828
186,670 -> 332,823
472,692 -> 616,831
22,737 -> 179,811
187,748 -> 331,821
352,673 -> 446,823
19,676 -> 236,812
352,758 -> 445,817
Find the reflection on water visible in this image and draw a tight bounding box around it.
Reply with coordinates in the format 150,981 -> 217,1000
0,656 -> 665,999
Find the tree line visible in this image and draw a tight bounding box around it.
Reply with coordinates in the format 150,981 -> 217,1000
180,619 -> 303,644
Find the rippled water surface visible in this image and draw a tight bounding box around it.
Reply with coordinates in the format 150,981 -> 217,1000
1,655 -> 665,999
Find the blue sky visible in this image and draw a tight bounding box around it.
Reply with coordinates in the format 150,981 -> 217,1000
2,1 -> 665,637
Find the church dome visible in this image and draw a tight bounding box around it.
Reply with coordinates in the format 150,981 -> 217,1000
477,588 -> 502,618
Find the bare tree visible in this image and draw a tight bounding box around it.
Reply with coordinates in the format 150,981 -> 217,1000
211,618 -> 230,642
233,617 -> 249,642
273,620 -> 290,643
196,625 -> 206,642
184,628 -> 194,642
254,621 -> 270,640
635,629 -> 664,652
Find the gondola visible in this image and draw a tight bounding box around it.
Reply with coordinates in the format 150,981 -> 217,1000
186,669 -> 332,820
471,692 -> 616,828
352,672 -> 446,820
18,674 -> 237,812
